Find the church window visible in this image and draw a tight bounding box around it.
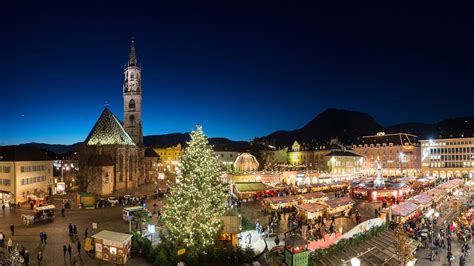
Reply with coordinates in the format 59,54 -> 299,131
130,73 -> 135,81
129,99 -> 135,109
129,115 -> 136,126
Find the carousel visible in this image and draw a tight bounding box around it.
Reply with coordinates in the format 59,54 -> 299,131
351,160 -> 411,202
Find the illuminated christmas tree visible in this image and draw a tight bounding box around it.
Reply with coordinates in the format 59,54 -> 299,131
163,125 -> 228,253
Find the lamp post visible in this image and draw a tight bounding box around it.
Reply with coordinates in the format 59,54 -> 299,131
350,257 -> 361,266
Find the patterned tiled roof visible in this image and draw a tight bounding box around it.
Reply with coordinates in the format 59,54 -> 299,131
85,108 -> 136,146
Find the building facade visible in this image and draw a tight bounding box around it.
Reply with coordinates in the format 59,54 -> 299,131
353,132 -> 421,177
0,146 -> 53,204
325,150 -> 363,176
420,137 -> 474,178
215,151 -> 239,171
287,141 -> 329,170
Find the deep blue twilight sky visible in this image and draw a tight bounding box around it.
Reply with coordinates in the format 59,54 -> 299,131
2,1 -> 473,145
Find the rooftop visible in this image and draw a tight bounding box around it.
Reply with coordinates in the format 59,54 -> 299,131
354,133 -> 418,146
0,145 -> 52,162
92,230 -> 132,243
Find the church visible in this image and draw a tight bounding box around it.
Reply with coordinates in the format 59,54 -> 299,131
78,40 -> 159,195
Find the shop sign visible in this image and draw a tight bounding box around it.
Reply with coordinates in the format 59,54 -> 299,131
177,248 -> 186,256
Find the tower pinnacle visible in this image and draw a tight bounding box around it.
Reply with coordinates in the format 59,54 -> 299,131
128,38 -> 138,67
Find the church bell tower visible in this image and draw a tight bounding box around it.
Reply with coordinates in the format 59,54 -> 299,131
123,38 -> 143,145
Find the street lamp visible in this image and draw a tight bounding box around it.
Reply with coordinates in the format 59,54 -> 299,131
351,257 -> 361,266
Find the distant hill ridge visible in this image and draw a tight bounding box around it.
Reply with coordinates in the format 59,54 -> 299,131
12,108 -> 474,154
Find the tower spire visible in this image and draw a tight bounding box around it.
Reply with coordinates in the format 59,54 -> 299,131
128,37 -> 137,67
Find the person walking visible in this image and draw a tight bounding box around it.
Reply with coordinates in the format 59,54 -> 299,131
24,250 -> 29,266
77,241 -> 81,256
73,225 -> 77,236
67,244 -> 72,259
7,238 -> 12,252
39,231 -> 43,244
68,224 -> 73,236
10,224 -> 14,236
43,232 -> 47,244
460,254 -> 465,266
448,235 -> 452,252
84,228 -> 88,239
61,207 -> 65,217
36,251 -> 43,265
447,251 -> 454,266
63,245 -> 67,260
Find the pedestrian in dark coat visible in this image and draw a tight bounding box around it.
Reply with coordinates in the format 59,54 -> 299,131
84,228 -> 88,239
10,224 -> 14,236
43,232 -> 47,244
39,231 -> 43,244
73,225 -> 77,235
61,207 -> 65,217
36,251 -> 42,265
77,241 -> 81,255
24,250 -> 29,266
67,244 -> 72,258
63,245 -> 67,259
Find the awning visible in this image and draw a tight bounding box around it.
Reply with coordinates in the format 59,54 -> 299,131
325,196 -> 355,208
391,202 -> 418,217
234,182 -> 270,193
297,202 -> 327,213
92,230 -> 132,244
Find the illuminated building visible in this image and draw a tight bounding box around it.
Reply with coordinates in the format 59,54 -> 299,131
214,151 -> 239,171
325,150 -> 363,176
420,137 -> 474,178
153,144 -> 182,163
78,40 -> 154,195
0,146 -> 53,204
353,132 -> 421,177
287,141 -> 328,170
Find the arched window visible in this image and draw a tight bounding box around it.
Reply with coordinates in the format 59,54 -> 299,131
129,115 -> 136,127
129,99 -> 135,109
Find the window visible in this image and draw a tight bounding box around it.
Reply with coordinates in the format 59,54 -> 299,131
129,115 -> 136,126
129,99 -> 135,109
130,73 -> 135,81
0,166 -> 10,173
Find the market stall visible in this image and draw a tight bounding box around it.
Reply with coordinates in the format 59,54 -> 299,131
386,202 -> 419,223
407,194 -> 433,212
232,182 -> 273,200
296,202 -> 327,220
76,192 -> 96,209
299,192 -> 328,204
91,230 -> 132,265
263,195 -> 300,210
324,196 -> 355,218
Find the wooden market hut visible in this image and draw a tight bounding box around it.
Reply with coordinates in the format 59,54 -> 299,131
388,202 -> 419,223
324,196 -> 355,218
91,230 -> 132,265
296,202 -> 327,220
299,192 -> 328,204
263,195 -> 300,210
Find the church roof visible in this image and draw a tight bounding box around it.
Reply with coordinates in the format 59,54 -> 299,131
85,108 -> 136,146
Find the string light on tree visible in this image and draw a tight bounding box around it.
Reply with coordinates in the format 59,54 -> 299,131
162,125 -> 227,253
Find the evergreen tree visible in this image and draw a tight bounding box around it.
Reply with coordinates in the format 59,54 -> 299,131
163,125 -> 228,253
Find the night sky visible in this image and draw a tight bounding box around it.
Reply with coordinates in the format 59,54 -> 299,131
2,1 -> 473,145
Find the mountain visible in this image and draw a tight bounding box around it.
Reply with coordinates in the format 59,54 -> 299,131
386,117 -> 474,139
19,142 -> 82,155
9,109 -> 474,153
264,108 -> 384,146
264,109 -> 474,146
144,133 -> 249,151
